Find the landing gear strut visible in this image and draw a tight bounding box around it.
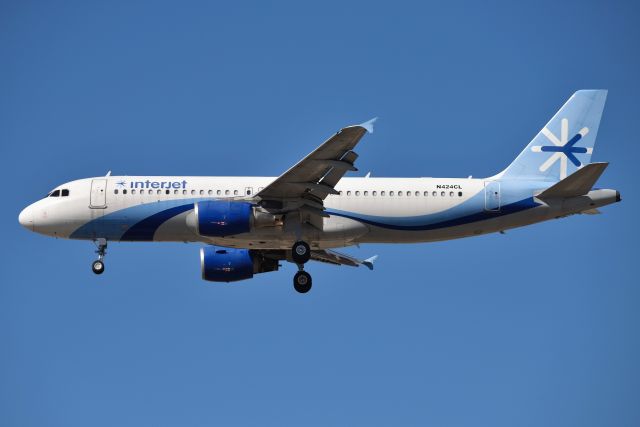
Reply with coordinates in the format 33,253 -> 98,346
92,238 -> 107,275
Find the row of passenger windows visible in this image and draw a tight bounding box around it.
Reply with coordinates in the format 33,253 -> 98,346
113,188 -> 464,197
114,189 -> 248,196
340,190 -> 463,197
48,189 -> 70,197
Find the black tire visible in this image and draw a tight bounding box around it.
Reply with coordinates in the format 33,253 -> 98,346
291,241 -> 311,264
293,271 -> 312,293
92,260 -> 105,275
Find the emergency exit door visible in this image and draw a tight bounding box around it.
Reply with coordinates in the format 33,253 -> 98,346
484,181 -> 501,211
90,179 -> 107,208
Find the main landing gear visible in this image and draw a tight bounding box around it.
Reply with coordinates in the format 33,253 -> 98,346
291,241 -> 312,293
92,238 -> 107,275
293,269 -> 312,293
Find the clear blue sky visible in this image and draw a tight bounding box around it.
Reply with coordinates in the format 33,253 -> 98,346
1,1 -> 639,426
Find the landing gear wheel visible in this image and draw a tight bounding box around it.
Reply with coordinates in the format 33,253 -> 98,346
92,260 -> 105,275
92,238 -> 107,276
293,271 -> 312,293
291,241 -> 311,264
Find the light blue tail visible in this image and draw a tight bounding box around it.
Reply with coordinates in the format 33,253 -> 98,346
499,90 -> 607,181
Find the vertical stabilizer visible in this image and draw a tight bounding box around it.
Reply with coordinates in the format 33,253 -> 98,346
498,90 -> 607,181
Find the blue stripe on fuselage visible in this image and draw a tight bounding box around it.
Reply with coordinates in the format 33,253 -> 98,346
120,203 -> 194,241
326,198 -> 540,231
70,199 -> 203,241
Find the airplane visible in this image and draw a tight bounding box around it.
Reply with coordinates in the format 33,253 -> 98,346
18,90 -> 620,293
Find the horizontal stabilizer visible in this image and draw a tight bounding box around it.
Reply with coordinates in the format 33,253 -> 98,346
537,162 -> 608,199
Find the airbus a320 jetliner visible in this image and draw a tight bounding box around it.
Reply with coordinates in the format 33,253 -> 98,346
19,90 -> 620,293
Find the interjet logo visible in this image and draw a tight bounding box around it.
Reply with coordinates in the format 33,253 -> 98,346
531,118 -> 592,179
112,180 -> 188,189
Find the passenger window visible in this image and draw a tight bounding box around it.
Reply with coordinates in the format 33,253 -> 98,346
114,189 -> 119,195
441,191 -> 445,197
50,190 -> 60,197
449,191 -> 454,197
406,191 -> 411,197
246,189 -> 251,195
183,190 -> 187,195
217,190 -> 221,196
458,191 -> 463,197
364,191 -> 368,196
390,191 -> 394,196
381,191 -> 385,196
208,190 -> 213,195
424,191 -> 428,196
398,191 -> 402,196
355,191 -> 360,196
165,190 -> 170,195
131,189 -> 136,195
191,190 -> 196,195
123,189 -> 128,195
61,189 -> 69,197
372,191 -> 377,196
233,190 -> 238,195
432,191 -> 437,197
157,190 -> 161,195
347,191 -> 351,196
415,191 -> 420,197
174,189 -> 179,195
225,190 -> 230,195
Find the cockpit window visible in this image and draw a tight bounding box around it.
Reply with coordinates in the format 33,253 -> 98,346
61,189 -> 69,197
50,190 -> 60,197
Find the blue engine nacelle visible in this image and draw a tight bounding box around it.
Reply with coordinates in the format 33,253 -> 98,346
188,200 -> 279,237
194,200 -> 252,237
200,246 -> 279,282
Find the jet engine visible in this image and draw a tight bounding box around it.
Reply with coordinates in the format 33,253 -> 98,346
187,200 -> 280,237
200,246 -> 279,282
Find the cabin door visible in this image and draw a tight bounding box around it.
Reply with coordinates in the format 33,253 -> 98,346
90,179 -> 108,209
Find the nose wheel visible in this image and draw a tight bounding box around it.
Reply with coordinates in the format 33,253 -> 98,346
92,238 -> 107,275
92,259 -> 105,274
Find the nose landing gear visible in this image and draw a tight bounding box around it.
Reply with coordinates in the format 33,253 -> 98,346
92,238 -> 107,275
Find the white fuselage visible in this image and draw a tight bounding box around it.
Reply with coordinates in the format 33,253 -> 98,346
18,175 -> 619,250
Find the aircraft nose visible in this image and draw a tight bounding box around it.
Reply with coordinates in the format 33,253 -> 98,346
18,205 -> 34,231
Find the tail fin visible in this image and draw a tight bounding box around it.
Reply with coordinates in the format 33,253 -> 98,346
498,90 -> 607,181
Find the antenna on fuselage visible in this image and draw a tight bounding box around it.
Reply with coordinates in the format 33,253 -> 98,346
105,170 -> 112,177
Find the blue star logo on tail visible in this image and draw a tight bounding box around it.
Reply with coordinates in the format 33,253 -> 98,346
531,118 -> 592,179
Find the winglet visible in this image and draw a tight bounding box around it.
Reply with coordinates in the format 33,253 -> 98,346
362,255 -> 378,271
358,117 -> 378,134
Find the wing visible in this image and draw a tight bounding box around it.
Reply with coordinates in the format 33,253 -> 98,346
310,249 -> 378,270
255,118 -> 377,215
